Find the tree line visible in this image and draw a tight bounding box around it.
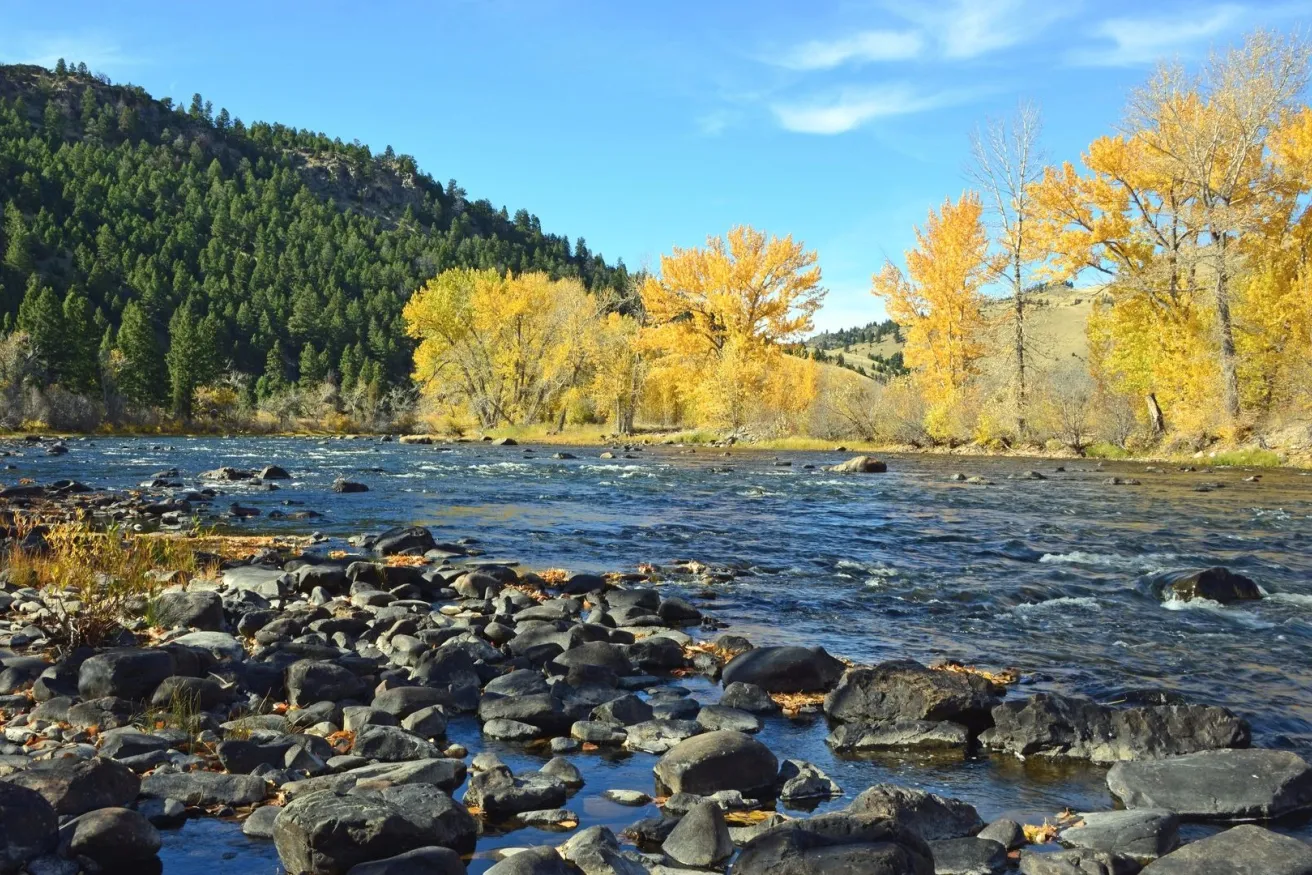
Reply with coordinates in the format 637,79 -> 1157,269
0,61 -> 627,429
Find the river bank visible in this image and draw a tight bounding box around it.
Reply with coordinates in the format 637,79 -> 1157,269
1,440 -> 1312,873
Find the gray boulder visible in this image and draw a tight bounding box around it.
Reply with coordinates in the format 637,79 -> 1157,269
978,819 -> 1025,851
140,771 -> 268,806
848,784 -> 983,842
930,837 -> 1008,875
1061,810 -> 1179,861
58,807 -> 161,866
828,719 -> 969,752
825,660 -> 1002,730
1018,849 -> 1140,875
560,825 -> 647,875
653,730 -> 779,798
77,648 -> 176,700
0,782 -> 58,874
155,590 -> 225,630
358,783 -> 478,854
282,759 -> 466,799
778,759 -> 842,802
465,766 -> 568,820
663,801 -> 734,867
274,790 -> 428,875
830,456 -> 888,473
4,756 -> 139,815
722,646 -> 846,693
982,693 -> 1250,762
697,705 -> 762,733
720,682 -> 780,714
287,660 -> 369,707
1107,749 -> 1312,820
352,726 -> 444,762
485,847 -> 575,875
1140,825 -> 1312,874
1166,567 -> 1262,604
244,805 -> 282,838
732,812 -> 933,875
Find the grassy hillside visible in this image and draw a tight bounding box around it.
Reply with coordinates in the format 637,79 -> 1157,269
815,283 -> 1100,375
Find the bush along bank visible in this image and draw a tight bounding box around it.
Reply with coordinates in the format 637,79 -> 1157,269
1,519 -> 1311,875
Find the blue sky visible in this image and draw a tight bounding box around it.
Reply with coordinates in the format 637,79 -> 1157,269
1,0 -> 1307,330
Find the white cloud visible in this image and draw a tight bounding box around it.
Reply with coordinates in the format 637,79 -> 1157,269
696,109 -> 737,136
1069,5 -> 1245,67
894,0 -> 1069,60
772,85 -> 965,135
775,29 -> 925,70
0,33 -> 139,73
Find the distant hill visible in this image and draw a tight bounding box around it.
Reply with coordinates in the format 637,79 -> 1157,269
812,282 -> 1098,379
0,62 -> 628,399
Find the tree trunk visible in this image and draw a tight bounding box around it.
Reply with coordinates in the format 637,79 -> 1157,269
1012,263 -> 1027,436
1146,393 -> 1165,435
1213,240 -> 1241,421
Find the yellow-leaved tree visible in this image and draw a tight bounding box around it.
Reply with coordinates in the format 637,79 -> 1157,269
871,192 -> 997,440
638,226 -> 824,432
403,268 -> 602,428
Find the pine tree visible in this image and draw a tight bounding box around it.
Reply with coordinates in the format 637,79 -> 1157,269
16,278 -> 64,380
116,301 -> 166,406
60,289 -> 99,393
167,304 -> 198,419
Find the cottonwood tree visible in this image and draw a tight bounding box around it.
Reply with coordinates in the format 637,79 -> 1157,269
638,225 -> 824,431
872,193 -> 998,440
969,100 -> 1046,436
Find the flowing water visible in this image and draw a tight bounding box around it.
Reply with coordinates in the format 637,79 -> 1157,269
10,435 -> 1312,871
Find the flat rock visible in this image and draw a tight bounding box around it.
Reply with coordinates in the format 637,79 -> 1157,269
77,648 -> 175,700
274,790 -> 428,875
1140,825 -> 1312,874
282,759 -> 466,798
824,660 -> 1001,730
1019,848 -> 1141,875
4,756 -> 139,816
732,811 -> 933,875
1107,749 -> 1312,820
930,837 -> 1008,875
1061,810 -> 1179,861
828,719 -> 969,751
983,693 -> 1250,763
139,771 -> 268,807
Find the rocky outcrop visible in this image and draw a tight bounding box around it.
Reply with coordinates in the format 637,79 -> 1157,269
981,693 -> 1250,762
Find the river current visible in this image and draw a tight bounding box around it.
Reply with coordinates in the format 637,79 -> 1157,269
11,435 -> 1312,871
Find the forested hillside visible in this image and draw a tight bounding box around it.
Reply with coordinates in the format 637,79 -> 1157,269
0,61 -> 627,423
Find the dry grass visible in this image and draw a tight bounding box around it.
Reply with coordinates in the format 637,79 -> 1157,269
769,691 -> 828,715
930,660 -> 1019,687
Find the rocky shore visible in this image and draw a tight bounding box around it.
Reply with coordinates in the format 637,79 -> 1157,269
1,461 -> 1311,875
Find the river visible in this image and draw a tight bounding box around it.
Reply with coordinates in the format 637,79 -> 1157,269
10,435 -> 1312,871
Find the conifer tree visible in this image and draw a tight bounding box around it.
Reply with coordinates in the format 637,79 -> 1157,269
115,300 -> 165,406
60,288 -> 99,393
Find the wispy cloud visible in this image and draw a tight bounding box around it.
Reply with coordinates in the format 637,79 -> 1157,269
894,0 -> 1070,60
696,108 -> 738,137
772,85 -> 969,135
1068,4 -> 1245,67
0,32 -> 140,73
773,29 -> 925,70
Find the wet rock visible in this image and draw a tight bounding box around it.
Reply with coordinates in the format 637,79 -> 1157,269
603,789 -> 651,806
848,784 -> 983,842
777,759 -> 841,802
653,730 -> 778,798
978,819 -> 1025,851
0,781 -> 58,873
1060,810 -> 1179,861
1107,749 -> 1312,820
351,726 -> 444,762
274,790 -> 429,875
140,771 -> 268,806
1018,848 -> 1140,875
287,660 -> 369,707
358,783 -> 478,854
619,718 -> 690,751
58,807 -> 161,866
1139,825 -> 1312,874
519,808 -> 579,828
466,766 -> 569,820
282,759 -> 466,798
733,812 -> 933,875
138,796 -> 188,829
658,597 -> 702,625
719,682 -> 780,714
541,756 -> 585,788
824,660 -> 1002,730
485,847 -> 574,875
560,825 -> 647,875
77,647 -> 176,700
154,590 -> 225,631
1166,567 -> 1262,604
827,719 -> 969,752
981,693 -> 1250,762
333,479 -> 370,493
244,804 -> 282,838
4,756 -> 139,815
554,641 -> 632,675
697,705 -> 762,733
374,527 -> 438,556
487,718 -> 545,740
200,466 -> 253,481
479,691 -> 569,733
628,636 -> 685,671
722,645 -> 846,693
663,801 -> 734,867
929,837 -> 1008,875
830,456 -> 888,473
259,465 -> 292,479
592,695 -> 654,726
345,847 -> 465,875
